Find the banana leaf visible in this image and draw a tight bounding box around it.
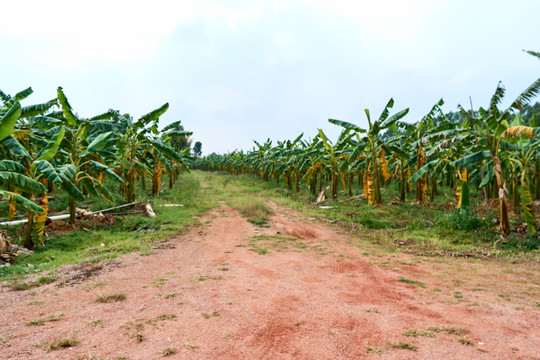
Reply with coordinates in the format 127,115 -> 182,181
0,189 -> 43,213
81,131 -> 113,157
57,87 -> 77,126
32,160 -> 63,184
1,135 -> 31,158
0,160 -> 25,173
34,126 -> 65,161
0,172 -> 46,193
89,161 -> 124,184
0,102 -> 21,142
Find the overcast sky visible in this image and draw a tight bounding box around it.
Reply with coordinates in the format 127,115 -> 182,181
1,0 -> 539,155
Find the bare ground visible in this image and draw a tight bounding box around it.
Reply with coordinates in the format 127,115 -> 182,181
0,201 -> 539,359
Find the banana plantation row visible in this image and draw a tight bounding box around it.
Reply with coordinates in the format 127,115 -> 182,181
0,87 -> 192,249
194,51 -> 540,237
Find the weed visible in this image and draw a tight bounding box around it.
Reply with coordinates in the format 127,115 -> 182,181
250,248 -> 269,255
165,292 -> 177,299
435,209 -> 484,231
162,347 -> 177,356
12,276 -> 56,291
0,335 -> 14,345
366,308 -> 379,313
403,329 -> 435,338
87,318 -> 104,328
43,334 -> 80,351
28,301 -> 44,306
428,326 -> 466,336
366,346 -> 384,354
25,313 -> 64,326
96,293 -> 126,303
459,336 -> 473,346
201,311 -> 219,319
387,341 -> 418,351
398,278 -> 426,288
184,342 -> 198,350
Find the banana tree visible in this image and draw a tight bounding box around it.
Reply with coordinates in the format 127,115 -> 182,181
330,98 -> 409,205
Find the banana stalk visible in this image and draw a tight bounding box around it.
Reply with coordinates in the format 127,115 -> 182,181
34,195 -> 48,244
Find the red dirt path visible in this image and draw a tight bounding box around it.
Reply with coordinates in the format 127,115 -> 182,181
0,201 -> 539,359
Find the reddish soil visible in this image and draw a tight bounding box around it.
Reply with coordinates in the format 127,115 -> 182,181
0,201 -> 539,359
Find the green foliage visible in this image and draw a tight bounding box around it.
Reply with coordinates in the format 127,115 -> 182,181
435,209 -> 485,231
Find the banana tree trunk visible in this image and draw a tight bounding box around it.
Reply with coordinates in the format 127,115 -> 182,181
513,171 -> 520,215
24,211 -> 35,249
535,157 -> 540,200
494,155 -> 509,235
373,163 -> 382,204
400,162 -> 406,202
331,167 -> 338,200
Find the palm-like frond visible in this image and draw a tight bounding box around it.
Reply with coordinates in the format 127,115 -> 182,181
510,77 -> 540,111
489,81 -> 505,111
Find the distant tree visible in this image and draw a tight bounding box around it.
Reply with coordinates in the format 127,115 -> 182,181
193,141 -> 202,158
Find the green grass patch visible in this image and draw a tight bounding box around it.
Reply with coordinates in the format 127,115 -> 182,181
398,278 -> 426,288
227,197 -> 272,225
387,341 -> 418,351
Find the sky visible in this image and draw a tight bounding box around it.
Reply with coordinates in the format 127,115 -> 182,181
1,0 -> 539,155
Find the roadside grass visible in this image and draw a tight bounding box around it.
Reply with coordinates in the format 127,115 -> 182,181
0,172 -> 216,282
227,197 -> 272,226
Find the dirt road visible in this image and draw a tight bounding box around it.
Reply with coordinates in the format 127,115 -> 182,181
0,201 -> 539,359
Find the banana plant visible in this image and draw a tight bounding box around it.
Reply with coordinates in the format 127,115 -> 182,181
330,98 -> 409,205
55,87 -> 126,224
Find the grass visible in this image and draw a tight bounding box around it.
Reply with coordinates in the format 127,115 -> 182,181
184,342 -> 198,350
226,196 -> 272,225
398,278 -> 426,288
11,276 -> 56,291
403,329 -> 435,338
25,313 -> 64,326
96,293 -> 126,303
428,326 -> 466,336
162,347 -> 177,356
39,334 -> 80,351
387,341 -> 418,351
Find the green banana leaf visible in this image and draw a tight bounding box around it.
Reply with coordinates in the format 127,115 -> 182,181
32,160 -> 63,184
34,126 -> 65,161
0,190 -> 43,214
81,132 -> 113,157
0,171 -> 46,193
0,102 -> 21,142
89,160 -> 124,184
150,139 -> 185,163
1,135 -> 31,158
20,99 -> 57,118
328,119 -> 366,133
450,150 -> 491,168
139,103 -> 169,124
0,160 -> 25,173
57,87 -> 77,126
